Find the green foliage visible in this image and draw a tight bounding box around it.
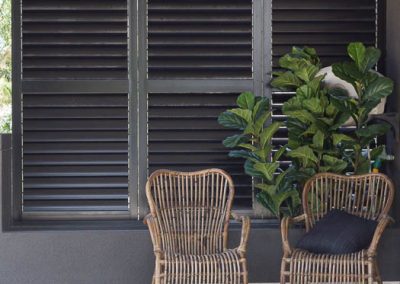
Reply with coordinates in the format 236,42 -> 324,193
271,47 -> 349,186
0,109 -> 11,133
218,92 -> 300,218
0,0 -> 12,133
331,42 -> 393,174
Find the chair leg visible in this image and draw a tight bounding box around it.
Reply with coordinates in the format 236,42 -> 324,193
280,258 -> 287,284
374,260 -> 383,284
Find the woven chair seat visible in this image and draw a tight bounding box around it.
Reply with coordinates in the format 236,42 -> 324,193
162,249 -> 244,284
283,249 -> 369,283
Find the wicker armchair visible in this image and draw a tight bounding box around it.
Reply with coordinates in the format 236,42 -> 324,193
280,173 -> 394,284
145,169 -> 250,284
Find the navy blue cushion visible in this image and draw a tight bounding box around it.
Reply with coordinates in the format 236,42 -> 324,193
296,209 -> 377,254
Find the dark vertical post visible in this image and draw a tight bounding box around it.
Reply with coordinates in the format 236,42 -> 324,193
11,0 -> 22,222
137,0 -> 149,218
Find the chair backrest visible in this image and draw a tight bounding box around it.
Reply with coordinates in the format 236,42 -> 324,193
303,173 -> 395,230
146,169 -> 235,255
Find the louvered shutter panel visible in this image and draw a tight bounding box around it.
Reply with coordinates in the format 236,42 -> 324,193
148,92 -> 252,208
272,0 -> 377,69
20,0 -> 129,215
147,0 -> 252,79
271,0 -> 379,169
146,0 -> 254,209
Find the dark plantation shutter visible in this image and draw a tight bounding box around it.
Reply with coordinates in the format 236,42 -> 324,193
20,0 -> 129,215
147,0 -> 253,79
272,0 -> 377,69
22,0 -> 128,80
148,92 -> 252,209
271,0 -> 379,169
146,0 -> 254,210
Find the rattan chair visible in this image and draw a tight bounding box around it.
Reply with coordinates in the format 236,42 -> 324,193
280,173 -> 394,284
144,169 -> 250,284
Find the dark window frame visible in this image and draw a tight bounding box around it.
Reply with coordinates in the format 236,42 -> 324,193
4,0 -> 390,231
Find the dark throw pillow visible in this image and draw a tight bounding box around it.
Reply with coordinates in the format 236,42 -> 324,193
296,209 -> 378,254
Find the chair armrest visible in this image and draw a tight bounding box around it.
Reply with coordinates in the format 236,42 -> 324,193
367,215 -> 394,257
144,213 -> 163,255
232,212 -> 251,255
281,214 -> 307,257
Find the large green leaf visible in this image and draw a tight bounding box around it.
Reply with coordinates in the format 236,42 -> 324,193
244,160 -> 263,178
282,97 -> 302,112
260,121 -> 282,148
254,162 -> 280,182
278,54 -> 309,72
284,109 -> 315,124
361,47 -> 381,73
363,77 -> 394,101
254,110 -> 271,135
328,89 -> 356,114
228,108 -> 252,123
303,98 -> 323,114
273,145 -> 287,162
287,146 -> 318,167
255,183 -> 277,195
218,111 -> 247,130
312,131 -> 324,150
322,155 -> 348,173
344,62 -> 364,81
236,92 -> 255,110
332,62 -> 363,84
228,150 -> 260,163
347,42 -> 366,70
223,134 -> 250,148
332,133 -> 354,145
238,143 -> 257,151
271,71 -> 302,90
255,145 -> 273,162
356,123 -> 391,138
295,65 -> 319,83
296,85 -> 314,99
307,75 -> 325,94
252,97 -> 270,120
357,123 -> 391,147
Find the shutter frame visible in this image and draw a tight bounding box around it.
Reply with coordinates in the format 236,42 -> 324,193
16,0 -> 131,217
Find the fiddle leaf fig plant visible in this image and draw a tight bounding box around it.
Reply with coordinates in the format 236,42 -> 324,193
271,47 -> 349,186
218,92 -> 300,218
329,42 -> 393,174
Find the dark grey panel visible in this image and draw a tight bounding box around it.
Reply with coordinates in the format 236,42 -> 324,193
148,93 -> 252,209
22,93 -> 129,213
272,0 -> 377,69
147,0 -> 253,79
22,0 -> 128,80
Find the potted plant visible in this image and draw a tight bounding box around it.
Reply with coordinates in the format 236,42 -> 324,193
271,47 -> 350,187
218,92 -> 300,218
328,42 -> 394,173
